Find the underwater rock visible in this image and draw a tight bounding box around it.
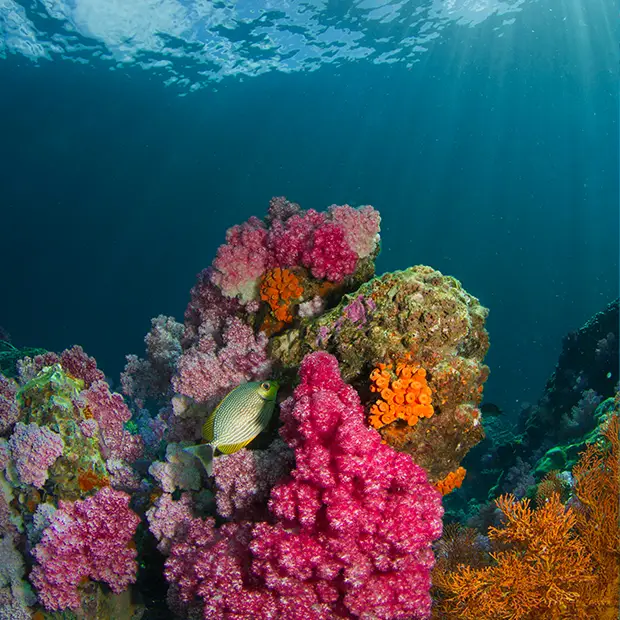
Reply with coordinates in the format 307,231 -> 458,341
539,297 -> 618,427
270,265 -> 490,480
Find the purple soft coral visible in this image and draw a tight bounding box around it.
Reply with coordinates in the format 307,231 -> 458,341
82,380 -> 144,462
172,316 -> 271,403
0,376 -> 19,434
147,492 -> 195,553
213,439 -> 294,521
8,422 -> 64,489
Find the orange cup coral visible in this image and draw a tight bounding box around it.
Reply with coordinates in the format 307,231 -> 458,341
368,359 -> 434,429
435,466 -> 466,496
260,267 -> 304,324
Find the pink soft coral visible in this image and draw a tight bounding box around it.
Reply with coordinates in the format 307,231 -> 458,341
210,217 -> 273,301
166,519 -> 278,618
30,486 -> 139,611
165,352 -> 443,620
328,204 -> 381,259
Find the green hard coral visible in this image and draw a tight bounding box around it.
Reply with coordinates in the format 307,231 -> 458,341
270,266 -> 488,380
16,364 -> 108,500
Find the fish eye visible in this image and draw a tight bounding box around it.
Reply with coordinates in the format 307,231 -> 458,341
261,382 -> 270,390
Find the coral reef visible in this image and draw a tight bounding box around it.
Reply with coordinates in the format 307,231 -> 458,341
4,197 -> 617,620
0,197 -> 498,619
0,353 -> 144,616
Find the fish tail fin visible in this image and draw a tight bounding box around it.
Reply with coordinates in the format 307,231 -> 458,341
183,443 -> 214,476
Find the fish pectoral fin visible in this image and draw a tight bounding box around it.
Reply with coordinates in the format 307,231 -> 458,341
217,437 -> 255,454
183,444 -> 214,476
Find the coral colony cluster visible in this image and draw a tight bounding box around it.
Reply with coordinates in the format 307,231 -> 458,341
0,197 -> 617,619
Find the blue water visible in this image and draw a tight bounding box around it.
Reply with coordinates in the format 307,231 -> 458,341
1,0 -> 617,414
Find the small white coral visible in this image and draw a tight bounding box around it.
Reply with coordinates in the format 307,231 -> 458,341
149,443 -> 202,493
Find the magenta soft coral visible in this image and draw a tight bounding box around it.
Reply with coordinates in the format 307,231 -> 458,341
256,351 -> 443,619
30,486 -> 140,611
301,221 -> 357,282
165,352 -> 443,620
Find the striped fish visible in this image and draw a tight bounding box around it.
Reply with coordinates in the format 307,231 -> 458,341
184,380 -> 279,476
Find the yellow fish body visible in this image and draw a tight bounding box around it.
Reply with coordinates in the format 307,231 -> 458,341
184,380 -> 279,475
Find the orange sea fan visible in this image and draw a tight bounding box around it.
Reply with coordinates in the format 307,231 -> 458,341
571,411 -> 619,613
368,358 -> 434,429
433,493 -> 596,619
432,412 -> 620,620
535,470 -> 569,507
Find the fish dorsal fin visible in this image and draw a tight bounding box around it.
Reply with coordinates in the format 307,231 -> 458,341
202,408 -> 217,442
217,437 -> 254,454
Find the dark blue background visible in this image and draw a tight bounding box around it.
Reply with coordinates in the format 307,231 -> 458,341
1,0 -> 617,411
